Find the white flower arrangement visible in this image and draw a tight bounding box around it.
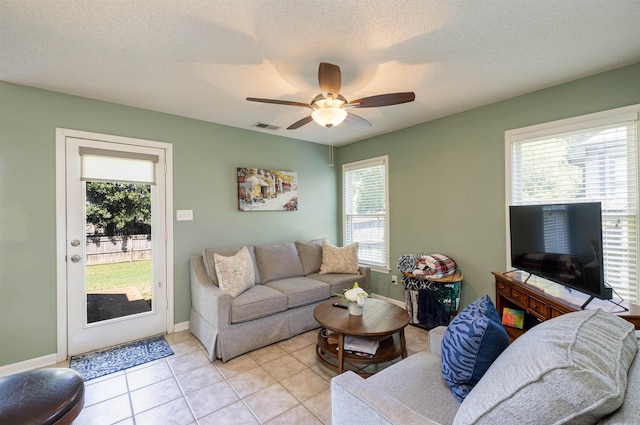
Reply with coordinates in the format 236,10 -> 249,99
336,282 -> 369,306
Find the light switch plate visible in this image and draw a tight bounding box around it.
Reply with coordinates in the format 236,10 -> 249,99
176,210 -> 193,221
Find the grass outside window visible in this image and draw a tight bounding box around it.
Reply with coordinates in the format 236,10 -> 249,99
86,260 -> 152,300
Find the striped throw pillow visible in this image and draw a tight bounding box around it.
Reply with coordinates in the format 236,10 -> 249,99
441,295 -> 509,401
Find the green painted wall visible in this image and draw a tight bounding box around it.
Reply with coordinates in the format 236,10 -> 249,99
337,62 -> 640,310
0,82 -> 337,366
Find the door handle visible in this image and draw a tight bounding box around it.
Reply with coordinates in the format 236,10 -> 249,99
70,255 -> 82,263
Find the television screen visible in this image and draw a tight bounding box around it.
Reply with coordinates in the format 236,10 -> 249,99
509,202 -> 609,300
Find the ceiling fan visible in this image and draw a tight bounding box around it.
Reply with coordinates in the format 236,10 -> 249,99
247,62 -> 415,130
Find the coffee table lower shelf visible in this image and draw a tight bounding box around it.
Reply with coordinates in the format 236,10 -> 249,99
316,330 -> 405,377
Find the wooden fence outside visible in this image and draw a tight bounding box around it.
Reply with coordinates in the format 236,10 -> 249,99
86,234 -> 151,265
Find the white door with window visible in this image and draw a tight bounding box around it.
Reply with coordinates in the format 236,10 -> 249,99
58,131 -> 172,357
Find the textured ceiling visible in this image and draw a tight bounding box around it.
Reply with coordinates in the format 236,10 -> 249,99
1,0 -> 639,146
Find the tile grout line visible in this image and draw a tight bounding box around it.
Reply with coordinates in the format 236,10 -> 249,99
123,366 -> 138,425
167,356 -> 201,424
212,336 -> 326,424
201,363 -> 260,423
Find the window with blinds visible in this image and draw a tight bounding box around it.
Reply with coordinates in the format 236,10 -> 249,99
507,107 -> 640,303
343,156 -> 389,270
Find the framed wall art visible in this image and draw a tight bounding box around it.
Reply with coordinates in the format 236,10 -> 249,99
237,167 -> 298,211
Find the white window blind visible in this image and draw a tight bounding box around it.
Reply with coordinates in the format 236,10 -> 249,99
79,147 -> 159,185
509,110 -> 639,303
542,207 -> 569,253
343,156 -> 389,269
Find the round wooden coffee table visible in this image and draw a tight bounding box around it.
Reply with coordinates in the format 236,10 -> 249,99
313,298 -> 410,376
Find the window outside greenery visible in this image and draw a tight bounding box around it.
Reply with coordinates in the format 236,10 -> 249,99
343,156 -> 389,269
508,108 -> 639,303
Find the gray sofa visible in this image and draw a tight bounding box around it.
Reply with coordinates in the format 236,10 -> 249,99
189,240 -> 370,362
332,309 -> 639,425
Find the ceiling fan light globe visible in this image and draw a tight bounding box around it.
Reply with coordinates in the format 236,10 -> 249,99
311,108 -> 347,127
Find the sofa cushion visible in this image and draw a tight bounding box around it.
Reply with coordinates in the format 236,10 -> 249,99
203,246 -> 261,285
265,277 -> 330,308
255,242 -> 304,283
453,309 -> 638,425
441,295 -> 509,402
230,285 -> 288,324
320,241 -> 359,274
307,272 -> 364,295
361,351 -> 462,423
213,246 -> 255,297
295,239 -> 324,275
597,340 -> 640,424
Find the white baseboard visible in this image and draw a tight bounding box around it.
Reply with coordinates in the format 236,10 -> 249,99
0,353 -> 59,377
371,294 -> 405,308
173,321 -> 190,333
0,322 -> 191,378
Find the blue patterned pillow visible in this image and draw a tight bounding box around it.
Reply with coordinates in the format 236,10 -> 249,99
441,295 -> 509,401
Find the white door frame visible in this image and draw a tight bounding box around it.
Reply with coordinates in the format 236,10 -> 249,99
55,128 -> 174,362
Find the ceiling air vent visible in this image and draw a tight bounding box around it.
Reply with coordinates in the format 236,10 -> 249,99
252,122 -> 280,131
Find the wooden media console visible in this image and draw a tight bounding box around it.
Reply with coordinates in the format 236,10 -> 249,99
494,271 -> 640,341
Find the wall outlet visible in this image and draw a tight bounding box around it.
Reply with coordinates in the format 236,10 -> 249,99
391,275 -> 398,285
176,209 -> 193,221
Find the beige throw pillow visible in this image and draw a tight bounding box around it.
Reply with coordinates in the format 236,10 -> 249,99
213,246 -> 255,297
320,241 -> 359,274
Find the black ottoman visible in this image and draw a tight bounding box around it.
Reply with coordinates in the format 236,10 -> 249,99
0,368 -> 84,425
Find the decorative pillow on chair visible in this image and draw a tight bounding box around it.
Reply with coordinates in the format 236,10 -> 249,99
441,295 -> 509,402
213,246 -> 256,297
453,309 -> 637,424
319,241 -> 359,274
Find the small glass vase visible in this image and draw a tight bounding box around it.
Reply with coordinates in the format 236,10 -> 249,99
348,302 -> 363,316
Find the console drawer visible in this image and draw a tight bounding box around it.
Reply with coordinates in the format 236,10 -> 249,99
528,296 -> 548,319
496,280 -> 510,297
510,287 -> 527,307
549,306 -> 565,319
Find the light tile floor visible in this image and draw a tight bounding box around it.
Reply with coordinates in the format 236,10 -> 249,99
54,324 -> 429,425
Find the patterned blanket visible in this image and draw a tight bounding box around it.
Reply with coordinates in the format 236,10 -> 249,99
398,253 -> 457,279
397,253 -> 461,314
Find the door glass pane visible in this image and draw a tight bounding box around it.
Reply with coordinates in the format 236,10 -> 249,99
85,181 -> 153,324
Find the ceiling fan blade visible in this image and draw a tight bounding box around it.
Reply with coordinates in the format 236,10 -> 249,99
287,115 -> 314,130
350,92 -> 415,108
344,113 -> 372,130
246,97 -> 311,108
318,62 -> 341,99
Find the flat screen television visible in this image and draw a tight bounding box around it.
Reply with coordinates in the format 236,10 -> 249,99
509,202 -> 611,305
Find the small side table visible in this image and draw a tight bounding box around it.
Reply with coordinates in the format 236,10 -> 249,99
402,272 -> 463,330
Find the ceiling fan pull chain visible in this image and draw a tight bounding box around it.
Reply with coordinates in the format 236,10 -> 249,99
329,127 -> 334,168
